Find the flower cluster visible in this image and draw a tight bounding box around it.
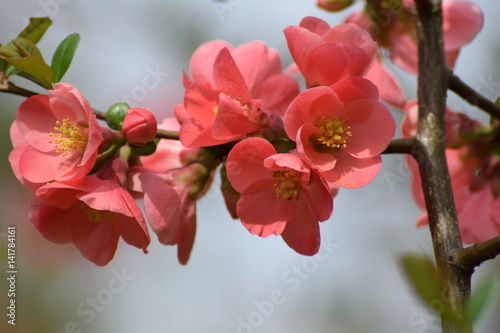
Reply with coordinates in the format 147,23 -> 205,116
402,100 -> 500,244
9,16 -> 405,265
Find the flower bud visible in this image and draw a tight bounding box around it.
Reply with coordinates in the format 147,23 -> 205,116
122,108 -> 158,146
106,102 -> 130,130
317,0 -> 354,12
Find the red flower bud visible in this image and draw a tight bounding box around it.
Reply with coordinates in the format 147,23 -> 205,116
122,108 -> 157,146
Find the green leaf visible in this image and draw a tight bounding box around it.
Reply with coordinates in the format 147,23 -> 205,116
5,56 -> 54,89
51,33 -> 80,83
17,17 -> 52,44
0,38 -> 43,59
467,276 -> 498,323
400,253 -> 442,307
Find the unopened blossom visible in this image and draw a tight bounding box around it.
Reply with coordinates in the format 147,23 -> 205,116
32,159 -> 150,266
177,40 -> 299,148
9,83 -> 103,189
317,0 -> 354,12
226,137 -> 335,255
284,76 -> 395,188
122,107 -> 157,145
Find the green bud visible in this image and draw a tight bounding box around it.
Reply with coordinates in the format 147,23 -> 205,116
129,139 -> 158,156
106,102 -> 130,130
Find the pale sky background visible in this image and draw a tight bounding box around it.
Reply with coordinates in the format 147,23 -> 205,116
0,1 -> 499,333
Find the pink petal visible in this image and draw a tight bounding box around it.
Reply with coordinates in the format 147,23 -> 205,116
231,41 -> 282,95
340,99 -> 396,158
176,198 -> 197,265
16,94 -> 57,152
213,48 -> 252,103
284,26 -> 325,71
390,32 -> 418,74
330,76 -> 379,104
139,173 -> 182,245
18,145 -> 78,183
322,23 -> 377,59
49,83 -> 93,123
237,182 -> 293,237
321,153 -> 383,189
211,94 -> 261,141
255,74 -> 299,116
302,44 -> 372,86
298,16 -> 331,36
73,217 -> 120,266
190,40 -> 232,85
226,137 -> 276,193
281,198 -> 321,255
365,57 -> 407,109
306,172 -> 334,222
296,123 -> 338,171
443,1 -> 483,51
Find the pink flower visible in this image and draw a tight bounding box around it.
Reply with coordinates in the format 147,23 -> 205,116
347,0 -> 483,74
177,40 -> 299,148
284,77 -> 395,188
122,107 -> 157,145
131,120 -> 217,264
402,102 -> 500,244
9,83 -> 103,189
225,137 -> 335,255
284,17 -> 376,88
32,160 -> 150,266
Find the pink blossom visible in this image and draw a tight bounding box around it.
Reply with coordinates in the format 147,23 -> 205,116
122,107 -> 157,145
225,137 -> 334,255
284,77 -> 395,188
177,41 -> 299,148
285,16 -> 405,108
402,102 -> 500,244
9,83 -> 103,189
284,17 -> 376,88
131,121 -> 216,264
32,161 -> 150,266
347,0 -> 483,74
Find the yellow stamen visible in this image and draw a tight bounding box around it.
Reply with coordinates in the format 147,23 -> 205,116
310,116 -> 352,149
273,169 -> 302,200
49,118 -> 89,156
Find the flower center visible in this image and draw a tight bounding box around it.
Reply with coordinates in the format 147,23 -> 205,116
49,118 -> 89,156
81,203 -> 115,222
273,169 -> 302,200
310,116 -> 351,149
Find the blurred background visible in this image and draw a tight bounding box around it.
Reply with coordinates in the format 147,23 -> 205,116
0,0 -> 499,332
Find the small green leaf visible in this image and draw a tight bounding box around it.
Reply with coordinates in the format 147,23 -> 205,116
0,38 -> 43,59
467,277 -> 498,323
6,56 -> 54,89
18,17 -> 52,44
400,253 -> 442,307
51,33 -> 80,83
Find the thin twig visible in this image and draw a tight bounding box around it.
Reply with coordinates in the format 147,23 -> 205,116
382,137 -> 416,155
0,81 -> 38,98
457,236 -> 500,271
448,71 -> 500,119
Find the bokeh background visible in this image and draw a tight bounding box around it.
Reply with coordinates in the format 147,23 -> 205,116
1,0 -> 499,332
